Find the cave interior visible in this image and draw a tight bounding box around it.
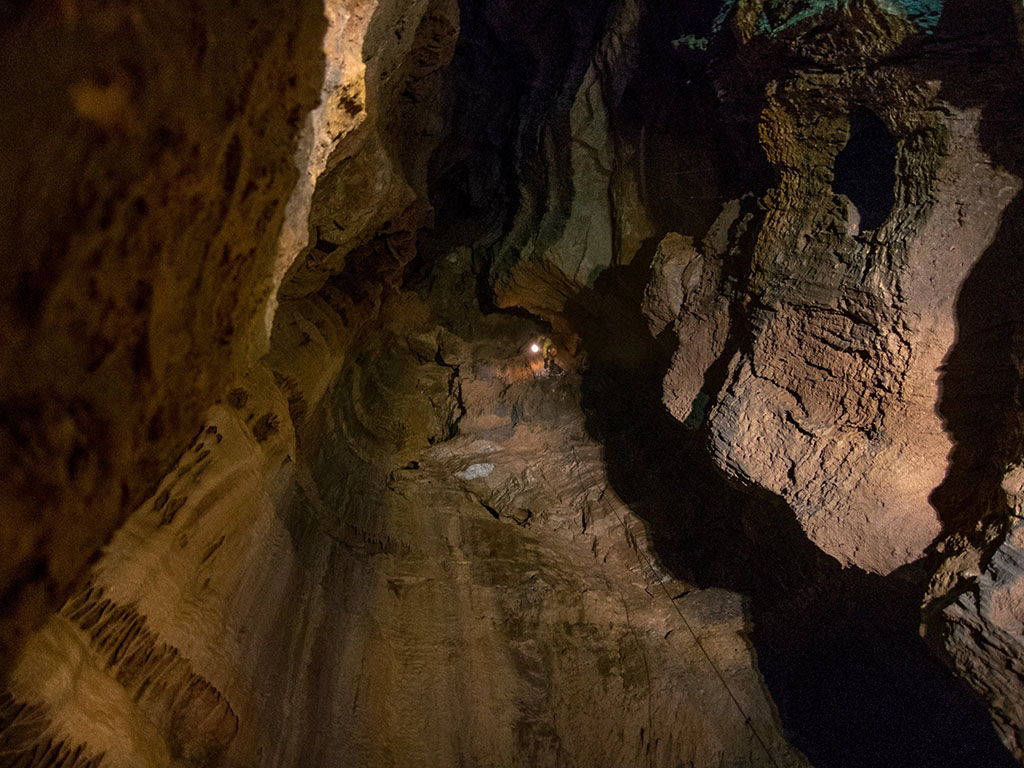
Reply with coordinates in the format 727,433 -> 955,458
1,1 -> 1024,767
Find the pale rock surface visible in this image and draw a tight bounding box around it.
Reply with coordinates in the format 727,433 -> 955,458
279,0 -> 459,301
263,0 -> 378,348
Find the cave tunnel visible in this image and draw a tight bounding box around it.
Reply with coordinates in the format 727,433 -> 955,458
2,1 -> 1024,767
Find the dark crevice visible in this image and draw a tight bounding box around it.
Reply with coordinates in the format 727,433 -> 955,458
624,0 -> 774,238
420,0 -> 615,261
831,106 -> 897,231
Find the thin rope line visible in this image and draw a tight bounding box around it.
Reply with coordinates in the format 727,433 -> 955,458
571,448 -> 784,768
540,461 -> 655,768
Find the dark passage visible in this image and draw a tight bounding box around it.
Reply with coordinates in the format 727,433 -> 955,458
831,107 -> 898,231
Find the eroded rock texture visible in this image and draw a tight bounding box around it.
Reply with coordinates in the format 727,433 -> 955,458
0,250 -> 812,766
478,0 -> 1024,760
683,3 -> 1024,757
278,0 -> 459,302
2,0 -> 1024,766
0,0 -> 326,672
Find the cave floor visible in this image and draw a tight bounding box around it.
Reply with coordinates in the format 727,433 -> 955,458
267,254 -> 1022,767
3,264 -> 1016,768
271,279 -> 810,767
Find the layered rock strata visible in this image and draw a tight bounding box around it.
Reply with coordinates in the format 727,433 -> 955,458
2,0 -> 1024,764
484,0 -> 1024,757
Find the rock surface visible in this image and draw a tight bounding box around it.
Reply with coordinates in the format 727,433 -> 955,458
0,257 -> 810,767
278,0 -> 459,302
2,0 -> 1024,764
649,0 -> 957,575
931,463 -> 1024,759
0,0 -> 326,675
483,0 -> 1024,757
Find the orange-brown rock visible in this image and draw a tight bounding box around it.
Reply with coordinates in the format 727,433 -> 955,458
2,0 -> 1024,765
0,0 -> 326,674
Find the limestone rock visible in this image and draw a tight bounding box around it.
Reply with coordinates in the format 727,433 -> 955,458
930,463 -> 1024,761
278,0 -> 460,301
485,0 -> 654,317
3,0 -> 1024,764
644,0 -> 1021,579
0,280 -> 810,767
0,0 -> 326,674
644,232 -> 732,429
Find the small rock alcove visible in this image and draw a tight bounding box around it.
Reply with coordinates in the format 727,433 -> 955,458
832,106 -> 898,231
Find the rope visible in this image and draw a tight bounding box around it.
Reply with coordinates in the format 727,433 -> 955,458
570,447 -> 784,768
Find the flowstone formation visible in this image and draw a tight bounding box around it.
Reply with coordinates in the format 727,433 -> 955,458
1,0 -> 1024,766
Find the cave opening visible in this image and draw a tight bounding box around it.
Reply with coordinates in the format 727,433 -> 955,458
831,106 -> 898,232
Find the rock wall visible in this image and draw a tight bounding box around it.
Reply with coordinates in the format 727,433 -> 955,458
0,0 -> 326,676
0,0 -> 459,679
279,0 -> 459,302
692,3 -> 954,575
690,3 -> 1024,756
486,0 -> 655,318
0,249 -> 812,766
3,0 -> 1024,764
668,3 -> 1024,759
480,0 -> 1024,758
2,1 -> 805,763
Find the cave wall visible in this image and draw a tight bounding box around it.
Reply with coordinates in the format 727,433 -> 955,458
2,0 -> 1024,764
0,2 -> 819,765
279,0 -> 459,302
482,0 -> 1024,758
0,0 -> 463,666
698,3 -> 1024,756
0,0 -> 326,677
485,0 -> 655,319
0,268 -> 813,766
0,0 -> 463,758
690,2 -> 956,574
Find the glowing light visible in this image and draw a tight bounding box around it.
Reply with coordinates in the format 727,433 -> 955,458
530,343 -> 540,353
